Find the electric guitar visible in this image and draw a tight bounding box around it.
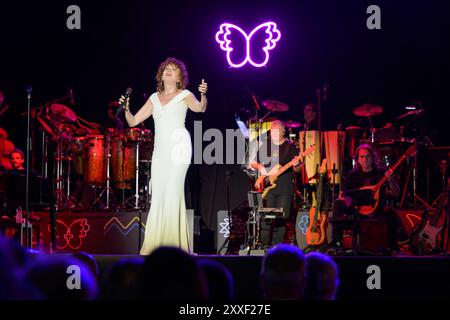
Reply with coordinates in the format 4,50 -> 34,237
255,144 -> 315,199
410,192 -> 448,255
305,159 -> 328,246
355,144 -> 417,216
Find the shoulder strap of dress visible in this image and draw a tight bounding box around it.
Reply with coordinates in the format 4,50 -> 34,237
149,92 -> 159,106
174,89 -> 192,103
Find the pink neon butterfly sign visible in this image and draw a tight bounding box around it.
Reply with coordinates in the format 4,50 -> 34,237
215,22 -> 281,68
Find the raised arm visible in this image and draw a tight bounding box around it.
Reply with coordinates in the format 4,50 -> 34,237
184,79 -> 208,113
122,96 -> 153,127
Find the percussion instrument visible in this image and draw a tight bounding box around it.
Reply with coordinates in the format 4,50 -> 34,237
353,104 -> 383,117
84,135 -> 106,185
262,100 -> 289,112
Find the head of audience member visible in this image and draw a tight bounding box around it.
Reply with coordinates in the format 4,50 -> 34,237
99,258 -> 144,300
137,246 -> 208,300
25,255 -> 98,300
0,236 -> 41,299
304,252 -> 339,300
10,148 -> 25,171
198,259 -> 234,301
260,244 -> 307,300
72,252 -> 99,280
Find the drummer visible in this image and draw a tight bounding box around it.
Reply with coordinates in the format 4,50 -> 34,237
303,102 -> 318,130
9,148 -> 25,172
105,101 -> 125,133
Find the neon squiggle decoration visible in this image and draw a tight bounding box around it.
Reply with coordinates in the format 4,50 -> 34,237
215,21 -> 281,68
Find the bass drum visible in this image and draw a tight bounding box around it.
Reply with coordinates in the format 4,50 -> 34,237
84,135 -> 106,185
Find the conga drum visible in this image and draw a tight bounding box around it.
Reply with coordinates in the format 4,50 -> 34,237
111,132 -> 137,189
84,135 -> 106,185
70,136 -> 86,176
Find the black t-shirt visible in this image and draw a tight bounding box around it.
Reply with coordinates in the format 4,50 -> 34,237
343,167 -> 385,191
260,140 -> 298,195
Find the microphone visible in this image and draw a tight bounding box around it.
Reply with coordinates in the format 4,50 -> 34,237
69,88 -> 75,105
116,87 -> 133,117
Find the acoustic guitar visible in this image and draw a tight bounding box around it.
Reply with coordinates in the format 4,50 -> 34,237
355,144 -> 417,216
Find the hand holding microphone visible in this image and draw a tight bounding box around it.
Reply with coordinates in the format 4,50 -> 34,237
117,87 -> 133,116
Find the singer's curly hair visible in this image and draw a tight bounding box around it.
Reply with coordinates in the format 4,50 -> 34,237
155,57 -> 189,93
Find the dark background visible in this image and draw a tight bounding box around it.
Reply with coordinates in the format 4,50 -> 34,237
1,0 -> 449,249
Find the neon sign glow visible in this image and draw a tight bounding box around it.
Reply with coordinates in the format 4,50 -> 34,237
215,21 -> 281,68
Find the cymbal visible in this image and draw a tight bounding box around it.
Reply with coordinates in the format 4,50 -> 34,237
396,109 -> 424,120
48,103 -> 77,122
247,116 -> 277,123
284,120 -> 301,128
346,125 -> 362,131
262,100 -> 289,112
353,104 -> 383,117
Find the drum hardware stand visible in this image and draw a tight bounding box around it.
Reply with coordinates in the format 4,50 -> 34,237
91,134 -> 117,210
139,160 -> 152,210
41,130 -> 49,178
400,142 -> 429,210
122,139 -> 142,209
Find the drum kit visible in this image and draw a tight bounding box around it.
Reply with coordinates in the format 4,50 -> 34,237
346,103 -> 421,168
33,102 -> 154,211
240,97 -> 425,189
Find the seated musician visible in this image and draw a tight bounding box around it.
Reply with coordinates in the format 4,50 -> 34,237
332,144 -> 400,252
9,148 -> 25,172
250,120 -> 302,247
105,100 -> 125,133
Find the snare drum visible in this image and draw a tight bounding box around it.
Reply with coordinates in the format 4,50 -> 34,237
84,135 -> 106,185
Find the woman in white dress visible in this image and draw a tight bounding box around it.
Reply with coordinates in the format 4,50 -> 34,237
121,57 -> 208,254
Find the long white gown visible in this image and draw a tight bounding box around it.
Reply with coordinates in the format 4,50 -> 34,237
140,89 -> 193,255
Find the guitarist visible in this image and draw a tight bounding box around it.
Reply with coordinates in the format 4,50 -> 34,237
249,120 -> 301,247
331,144 -> 401,252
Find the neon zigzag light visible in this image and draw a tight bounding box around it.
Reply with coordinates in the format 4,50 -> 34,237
103,216 -> 146,231
215,21 -> 281,68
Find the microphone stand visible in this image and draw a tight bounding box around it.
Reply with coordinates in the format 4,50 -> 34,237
23,86 -> 33,248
